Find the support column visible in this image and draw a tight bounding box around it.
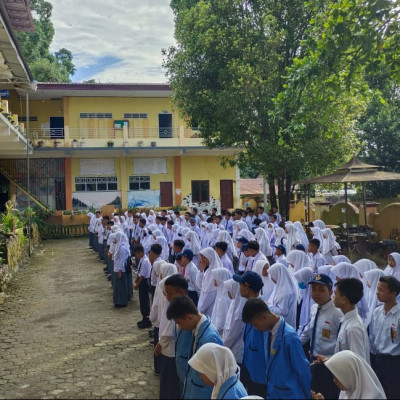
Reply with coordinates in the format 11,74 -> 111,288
174,156 -> 182,205
120,158 -> 128,209
65,157 -> 72,210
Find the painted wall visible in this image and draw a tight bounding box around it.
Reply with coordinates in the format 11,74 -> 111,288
369,203 -> 400,241
322,202 -> 359,227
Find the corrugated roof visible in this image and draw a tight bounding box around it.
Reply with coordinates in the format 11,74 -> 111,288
240,178 -> 264,195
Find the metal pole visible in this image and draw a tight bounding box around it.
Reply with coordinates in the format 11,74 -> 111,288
263,177 -> 268,210
307,185 -> 311,223
26,92 -> 31,256
344,182 -> 349,247
362,183 -> 367,225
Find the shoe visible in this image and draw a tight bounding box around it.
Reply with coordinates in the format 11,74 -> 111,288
138,320 -> 152,329
149,330 -> 155,337
137,319 -> 146,326
149,340 -> 156,345
103,267 -> 108,271
154,371 -> 160,376
107,275 -> 112,281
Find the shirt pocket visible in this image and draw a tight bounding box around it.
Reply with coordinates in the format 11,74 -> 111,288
320,320 -> 333,341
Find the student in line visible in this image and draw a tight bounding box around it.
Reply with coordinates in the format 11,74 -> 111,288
179,249 -> 200,306
242,298 -> 311,399
210,268 -> 232,335
112,231 -> 130,308
188,343 -> 247,399
384,252 -> 400,280
167,295 -> 223,399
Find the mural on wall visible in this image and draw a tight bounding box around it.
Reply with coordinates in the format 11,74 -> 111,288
182,194 -> 221,214
72,192 -> 122,209
127,190 -> 160,208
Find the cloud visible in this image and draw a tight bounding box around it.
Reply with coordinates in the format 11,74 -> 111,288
48,0 -> 176,83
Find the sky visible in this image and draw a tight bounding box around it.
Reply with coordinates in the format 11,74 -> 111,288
48,0 -> 176,83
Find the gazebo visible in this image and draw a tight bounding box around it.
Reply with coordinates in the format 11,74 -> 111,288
298,156 -> 400,244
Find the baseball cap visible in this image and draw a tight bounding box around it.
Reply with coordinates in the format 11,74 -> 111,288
189,218 -> 196,223
233,271 -> 264,292
275,244 -> 286,255
241,243 -> 249,251
237,237 -> 249,244
181,248 -> 194,261
308,273 -> 333,288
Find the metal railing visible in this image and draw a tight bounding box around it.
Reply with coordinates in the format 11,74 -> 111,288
32,128 -> 65,139
69,128 -> 123,140
127,127 -> 180,139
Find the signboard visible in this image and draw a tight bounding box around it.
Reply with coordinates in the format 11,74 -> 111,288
114,120 -> 129,129
0,90 -> 10,98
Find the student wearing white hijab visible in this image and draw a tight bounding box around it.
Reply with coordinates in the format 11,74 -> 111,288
87,212 -> 96,249
310,227 -> 324,251
294,267 -> 315,335
267,263 -> 300,328
254,228 -> 273,258
293,221 -> 309,249
321,228 -> 340,264
196,247 -> 224,316
384,252 -> 400,280
237,228 -> 255,243
332,255 -> 351,264
312,350 -> 386,400
353,258 -> 378,280
274,227 -> 287,248
188,343 -> 247,399
218,230 -> 238,261
252,260 -> 274,302
186,230 -> 202,267
265,223 -> 276,247
286,223 -> 301,252
155,235 -> 170,261
222,279 -> 247,364
363,269 -> 385,327
233,221 -> 248,244
112,231 -> 130,307
210,268 -> 233,335
286,250 -> 312,273
202,223 -> 215,248
312,219 -> 326,230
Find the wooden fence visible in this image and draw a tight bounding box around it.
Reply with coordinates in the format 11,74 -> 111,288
42,224 -> 89,239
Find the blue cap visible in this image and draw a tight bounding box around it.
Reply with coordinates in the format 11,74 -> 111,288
189,218 -> 196,223
241,243 -> 249,251
295,244 -> 306,252
233,271 -> 264,292
308,273 -> 333,288
275,244 -> 286,255
237,237 -> 249,244
181,248 -> 194,261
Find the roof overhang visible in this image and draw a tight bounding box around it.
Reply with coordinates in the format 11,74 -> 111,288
4,0 -> 35,32
23,83 -> 173,100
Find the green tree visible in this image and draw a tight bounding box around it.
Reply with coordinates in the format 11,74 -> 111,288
16,0 -> 75,82
164,0 -> 360,219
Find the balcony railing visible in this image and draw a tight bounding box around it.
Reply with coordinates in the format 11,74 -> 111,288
32,128 -> 65,139
69,128 -> 123,140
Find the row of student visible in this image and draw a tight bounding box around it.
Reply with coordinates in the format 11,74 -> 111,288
149,265 -> 399,399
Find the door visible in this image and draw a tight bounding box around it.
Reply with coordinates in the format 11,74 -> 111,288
160,182 -> 173,207
0,173 -> 9,213
158,113 -> 173,138
55,178 -> 66,210
220,180 -> 233,211
50,117 -> 64,138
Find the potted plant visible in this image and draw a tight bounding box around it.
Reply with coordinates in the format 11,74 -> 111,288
79,137 -> 86,147
107,139 -> 114,147
72,138 -> 78,147
37,140 -> 44,147
53,139 -> 61,148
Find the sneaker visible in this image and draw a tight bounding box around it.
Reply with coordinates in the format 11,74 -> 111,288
154,371 -> 160,377
138,320 -> 152,329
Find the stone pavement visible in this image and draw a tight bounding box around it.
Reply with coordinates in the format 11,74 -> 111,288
0,238 -> 159,399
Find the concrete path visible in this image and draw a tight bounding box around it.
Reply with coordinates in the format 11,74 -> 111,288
0,238 -> 159,399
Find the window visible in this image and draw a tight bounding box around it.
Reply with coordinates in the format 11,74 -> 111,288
191,180 -> 209,203
75,177 -> 118,192
124,113 -> 148,119
129,176 -> 150,190
79,113 -> 113,119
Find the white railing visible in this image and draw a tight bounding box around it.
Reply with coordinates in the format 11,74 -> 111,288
69,128 -> 123,140
31,128 -> 65,139
127,127 -> 180,139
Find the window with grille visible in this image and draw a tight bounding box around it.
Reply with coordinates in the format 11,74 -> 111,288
191,180 -> 209,203
129,176 -> 150,190
124,113 -> 148,119
75,176 -> 118,191
79,113 -> 113,119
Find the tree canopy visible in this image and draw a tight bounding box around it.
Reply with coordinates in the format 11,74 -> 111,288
16,0 -> 75,82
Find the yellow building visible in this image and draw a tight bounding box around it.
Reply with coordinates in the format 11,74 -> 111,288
1,83 -> 241,213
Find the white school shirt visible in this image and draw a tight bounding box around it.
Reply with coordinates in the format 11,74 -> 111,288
384,265 -> 400,281
309,252 -> 326,273
275,254 -> 289,267
369,302 -> 400,356
301,300 -> 342,357
138,255 -> 151,279
150,256 -> 162,287
185,261 -> 199,292
237,252 -> 249,272
221,253 -> 234,275
335,308 -> 370,363
246,251 -> 267,272
97,225 -> 105,244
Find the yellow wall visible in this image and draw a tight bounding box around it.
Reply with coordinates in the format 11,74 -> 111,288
180,156 -> 236,199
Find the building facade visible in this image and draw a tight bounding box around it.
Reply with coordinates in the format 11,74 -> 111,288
1,83 -> 240,213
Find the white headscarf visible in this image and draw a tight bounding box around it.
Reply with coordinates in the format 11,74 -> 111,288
313,219 -> 326,230
237,228 -> 254,242
364,269 -> 385,327
149,261 -> 168,325
318,264 -> 335,283
265,223 -> 276,243
186,230 -> 202,254
199,247 -> 224,295
293,221 -> 309,249
155,235 -> 169,260
384,252 -> 400,278
274,227 -> 287,246
254,228 -> 273,257
324,350 -> 386,399
253,260 -> 274,302
188,343 -> 239,400
294,267 -> 315,331
286,250 -> 312,272
322,228 -> 340,254
286,224 -> 301,252
160,263 -> 178,280
268,262 -> 301,305
114,230 -> 130,261
310,227 -> 324,249
217,230 -> 237,259
332,255 -> 351,265
353,259 -> 378,280
210,268 -> 232,333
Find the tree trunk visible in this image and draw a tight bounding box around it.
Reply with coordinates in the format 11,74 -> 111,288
268,174 -> 277,211
276,172 -> 293,223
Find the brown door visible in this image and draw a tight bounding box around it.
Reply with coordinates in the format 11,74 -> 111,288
220,180 -> 233,210
160,182 -> 173,207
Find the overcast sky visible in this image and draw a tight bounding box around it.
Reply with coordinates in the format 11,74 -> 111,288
48,0 -> 176,83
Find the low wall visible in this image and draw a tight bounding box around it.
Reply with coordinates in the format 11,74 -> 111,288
0,224 -> 40,292
322,202 -> 359,227
369,203 -> 400,241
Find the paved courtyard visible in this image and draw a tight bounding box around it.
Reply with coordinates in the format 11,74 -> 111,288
0,238 -> 159,399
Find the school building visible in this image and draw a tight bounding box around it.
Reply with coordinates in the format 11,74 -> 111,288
0,83 -> 241,213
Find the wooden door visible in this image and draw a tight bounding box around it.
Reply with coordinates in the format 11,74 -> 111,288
160,182 -> 173,207
220,180 -> 233,211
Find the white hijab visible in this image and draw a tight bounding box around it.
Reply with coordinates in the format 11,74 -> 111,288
186,230 -> 202,254
384,252 -> 400,277
199,247 -> 224,294
210,268 -> 233,333
332,255 -> 351,265
313,219 -> 326,230
310,227 -> 324,249
254,228 -> 273,257
155,235 -> 170,261
322,228 -> 340,254
268,262 -> 301,305
275,227 -> 287,245
294,267 -> 315,331
364,269 -> 385,327
237,228 -> 254,242
325,350 -> 386,399
217,230 -> 237,259
286,223 -> 301,252
286,250 -> 312,272
253,259 -> 274,302
188,343 -> 239,399
293,221 -> 309,248
353,259 -> 378,280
